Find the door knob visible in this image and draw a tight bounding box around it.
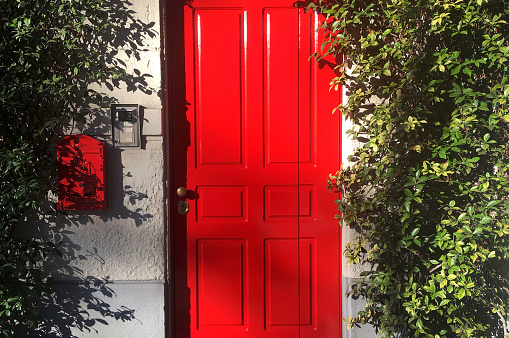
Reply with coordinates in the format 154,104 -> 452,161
177,187 -> 187,197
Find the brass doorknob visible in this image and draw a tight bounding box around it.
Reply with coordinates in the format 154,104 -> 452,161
177,187 -> 187,197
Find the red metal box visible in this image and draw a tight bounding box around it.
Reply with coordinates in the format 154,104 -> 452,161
57,135 -> 107,210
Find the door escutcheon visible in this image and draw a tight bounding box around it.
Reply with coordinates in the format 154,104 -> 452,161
177,200 -> 189,215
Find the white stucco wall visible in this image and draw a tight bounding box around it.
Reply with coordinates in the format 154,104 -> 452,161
20,0 -> 167,336
53,1 -> 165,281
36,138 -> 166,281
341,81 -> 369,280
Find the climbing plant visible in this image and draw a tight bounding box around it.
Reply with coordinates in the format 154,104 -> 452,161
313,0 -> 509,336
0,0 -> 120,335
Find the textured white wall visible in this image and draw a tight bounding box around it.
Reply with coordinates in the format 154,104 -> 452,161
51,0 -> 165,283
31,138 -> 166,281
20,0 -> 167,336
43,282 -> 165,338
341,84 -> 379,280
341,83 -> 367,279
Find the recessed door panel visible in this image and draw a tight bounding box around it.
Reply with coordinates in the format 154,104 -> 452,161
264,185 -> 315,221
195,9 -> 247,167
197,239 -> 247,328
264,238 -> 315,329
263,8 -> 299,166
197,186 -> 247,223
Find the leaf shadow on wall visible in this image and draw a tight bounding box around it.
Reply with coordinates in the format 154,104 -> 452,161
60,0 -> 159,136
21,194 -> 149,337
19,0 -> 160,336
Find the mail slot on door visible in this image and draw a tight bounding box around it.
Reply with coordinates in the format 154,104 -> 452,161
57,135 -> 107,210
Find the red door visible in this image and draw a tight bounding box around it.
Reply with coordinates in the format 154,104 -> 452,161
169,0 -> 341,336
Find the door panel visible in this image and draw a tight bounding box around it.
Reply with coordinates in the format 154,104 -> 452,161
263,7 -> 299,166
196,185 -> 247,223
264,238 -> 315,329
172,0 -> 341,336
197,239 -> 247,328
194,8 -> 246,167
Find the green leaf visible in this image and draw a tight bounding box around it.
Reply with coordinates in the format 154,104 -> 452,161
486,200 -> 500,208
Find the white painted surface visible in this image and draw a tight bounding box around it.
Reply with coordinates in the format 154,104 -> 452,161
340,76 -> 373,280
36,282 -> 165,338
24,137 -> 166,282
21,0 -> 167,335
47,0 -> 165,282
342,278 -> 377,338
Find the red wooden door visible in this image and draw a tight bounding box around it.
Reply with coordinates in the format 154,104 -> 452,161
170,0 -> 341,336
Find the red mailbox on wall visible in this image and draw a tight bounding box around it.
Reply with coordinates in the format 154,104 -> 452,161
57,135 -> 107,210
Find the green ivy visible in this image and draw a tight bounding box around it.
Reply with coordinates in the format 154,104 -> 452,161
313,0 -> 509,336
0,0 -> 117,335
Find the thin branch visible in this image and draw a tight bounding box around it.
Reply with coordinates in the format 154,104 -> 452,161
496,310 -> 508,338
429,263 -> 443,274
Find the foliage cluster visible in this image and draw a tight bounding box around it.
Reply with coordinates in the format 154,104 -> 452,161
0,0 -> 114,335
314,0 -> 509,336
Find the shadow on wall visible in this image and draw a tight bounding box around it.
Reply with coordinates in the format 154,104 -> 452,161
25,144 -> 154,337
62,0 -> 160,136
30,278 -> 137,338
20,0 -> 159,336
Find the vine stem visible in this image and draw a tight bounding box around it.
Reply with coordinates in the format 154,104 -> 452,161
496,310 -> 508,337
429,263 -> 443,274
